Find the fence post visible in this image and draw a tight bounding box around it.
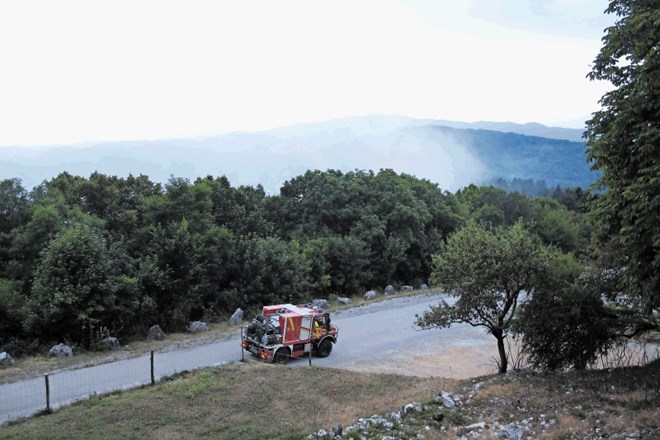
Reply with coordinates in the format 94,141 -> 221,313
240,327 -> 245,362
44,374 -> 50,412
150,351 -> 155,385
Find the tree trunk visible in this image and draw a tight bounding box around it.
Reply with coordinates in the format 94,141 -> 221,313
496,333 -> 508,374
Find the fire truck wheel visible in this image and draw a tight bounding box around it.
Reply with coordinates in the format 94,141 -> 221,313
316,339 -> 333,358
274,348 -> 290,365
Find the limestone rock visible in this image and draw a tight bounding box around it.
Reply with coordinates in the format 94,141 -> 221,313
229,308 -> 243,326
440,391 -> 456,408
363,290 -> 377,300
0,351 -> 15,367
384,285 -> 396,295
148,325 -> 166,341
49,343 -> 73,359
187,321 -> 209,333
99,336 -> 120,351
312,299 -> 331,310
337,296 -> 352,305
402,402 -> 423,415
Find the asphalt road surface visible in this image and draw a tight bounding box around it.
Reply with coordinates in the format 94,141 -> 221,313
0,293 -> 495,425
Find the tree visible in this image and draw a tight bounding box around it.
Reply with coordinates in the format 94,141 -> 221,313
415,221 -> 548,373
228,235 -> 309,308
201,175 -> 271,236
366,170 -> 432,285
0,178 -> 30,234
585,0 -> 660,317
455,185 -> 533,227
139,220 -> 203,330
25,223 -> 142,346
0,279 -> 27,353
514,251 -> 617,371
529,197 -> 585,253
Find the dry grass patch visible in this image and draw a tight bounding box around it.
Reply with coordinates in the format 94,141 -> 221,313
554,413 -> 589,436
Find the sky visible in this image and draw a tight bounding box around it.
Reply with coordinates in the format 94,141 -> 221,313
0,0 -> 616,147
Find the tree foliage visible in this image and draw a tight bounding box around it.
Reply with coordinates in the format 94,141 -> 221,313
514,252 -> 618,371
26,223 -> 142,346
415,221 -> 549,373
0,167 -> 593,355
585,0 -> 660,317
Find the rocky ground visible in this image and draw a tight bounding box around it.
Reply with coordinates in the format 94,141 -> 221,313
308,361 -> 660,439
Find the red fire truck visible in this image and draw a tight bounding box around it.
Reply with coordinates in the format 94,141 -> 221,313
241,303 -> 338,364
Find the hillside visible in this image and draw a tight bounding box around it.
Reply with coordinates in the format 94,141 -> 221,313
1,361 -> 657,439
0,115 -> 595,194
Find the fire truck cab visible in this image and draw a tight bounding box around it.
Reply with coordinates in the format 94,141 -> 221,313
241,303 -> 338,364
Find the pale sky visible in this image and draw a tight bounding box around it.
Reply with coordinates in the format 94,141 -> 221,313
0,0 -> 615,146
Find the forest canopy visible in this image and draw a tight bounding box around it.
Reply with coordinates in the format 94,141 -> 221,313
0,170 -> 584,353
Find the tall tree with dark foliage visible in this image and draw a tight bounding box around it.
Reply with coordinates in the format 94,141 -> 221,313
585,0 -> 660,324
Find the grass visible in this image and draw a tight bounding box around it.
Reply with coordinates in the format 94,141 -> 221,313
0,361 -> 454,439
2,359 -> 658,439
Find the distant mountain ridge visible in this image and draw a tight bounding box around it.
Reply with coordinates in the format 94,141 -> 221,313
0,115 -> 594,193
430,120 -> 585,142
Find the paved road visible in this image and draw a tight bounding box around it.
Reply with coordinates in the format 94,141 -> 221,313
0,293 -> 493,425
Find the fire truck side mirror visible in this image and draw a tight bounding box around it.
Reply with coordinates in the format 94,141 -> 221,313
325,312 -> 331,331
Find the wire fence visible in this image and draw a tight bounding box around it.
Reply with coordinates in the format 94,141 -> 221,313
0,336 -> 245,425
0,334 -> 328,426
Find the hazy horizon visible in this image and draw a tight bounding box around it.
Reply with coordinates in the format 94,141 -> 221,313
1,1 -> 613,147
0,115 -> 593,194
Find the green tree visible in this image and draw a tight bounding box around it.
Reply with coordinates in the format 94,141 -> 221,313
269,169 -> 455,287
189,224 -> 236,318
366,170 -> 432,285
26,223 -> 141,346
514,251 -> 617,371
529,197 -> 584,253
325,235 -> 372,295
74,173 -> 161,242
228,235 -> 309,308
1,192 -> 91,288
300,234 -> 376,297
271,169 -> 371,240
415,221 -> 548,373
455,185 -> 533,227
0,279 -> 28,353
139,220 -> 203,330
0,178 -> 30,234
585,0 -> 660,317
201,175 -> 271,236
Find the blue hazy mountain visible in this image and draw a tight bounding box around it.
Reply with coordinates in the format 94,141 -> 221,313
0,115 -> 593,193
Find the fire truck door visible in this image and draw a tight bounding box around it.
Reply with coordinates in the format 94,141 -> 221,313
299,315 -> 312,341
